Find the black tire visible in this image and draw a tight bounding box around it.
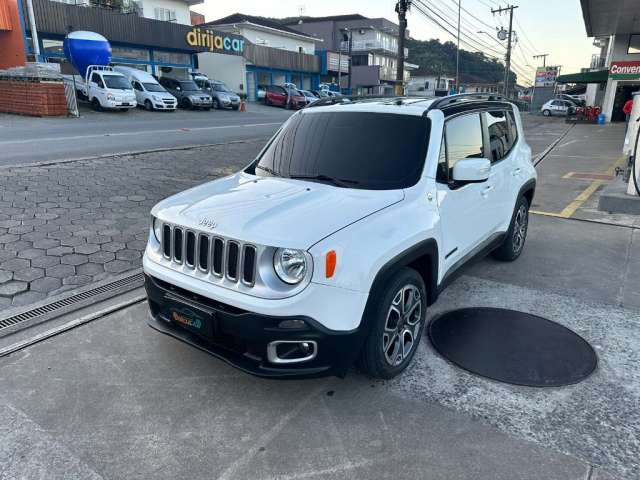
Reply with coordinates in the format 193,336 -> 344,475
542,109 -> 551,117
492,195 -> 530,262
359,267 -> 427,379
91,98 -> 102,111
204,107 -> 211,111
212,99 -> 220,109
144,100 -> 153,111
181,98 -> 192,110
232,105 -> 240,111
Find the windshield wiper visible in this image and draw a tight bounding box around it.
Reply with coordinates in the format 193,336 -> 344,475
255,165 -> 281,177
287,174 -> 360,188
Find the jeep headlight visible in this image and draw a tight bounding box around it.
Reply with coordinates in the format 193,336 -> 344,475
152,95 -> 161,102
274,248 -> 307,284
152,217 -> 162,243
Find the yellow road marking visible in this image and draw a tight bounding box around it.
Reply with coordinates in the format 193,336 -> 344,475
562,171 -> 576,179
558,181 -> 604,218
534,155 -> 627,219
530,210 -> 565,218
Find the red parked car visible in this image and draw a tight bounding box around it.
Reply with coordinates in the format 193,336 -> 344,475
264,85 -> 306,109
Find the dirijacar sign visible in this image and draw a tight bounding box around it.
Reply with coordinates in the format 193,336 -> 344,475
186,28 -> 245,55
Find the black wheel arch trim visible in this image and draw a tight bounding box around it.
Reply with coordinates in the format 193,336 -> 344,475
356,239 -> 439,335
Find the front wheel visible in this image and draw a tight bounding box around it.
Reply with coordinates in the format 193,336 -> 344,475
212,99 -> 220,109
359,267 -> 427,379
542,109 -> 551,117
144,100 -> 153,111
492,196 -> 530,261
181,98 -> 192,110
91,98 -> 102,111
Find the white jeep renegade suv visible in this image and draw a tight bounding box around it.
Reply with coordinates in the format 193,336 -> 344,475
143,94 -> 536,379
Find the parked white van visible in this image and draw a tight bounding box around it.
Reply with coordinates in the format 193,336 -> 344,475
114,66 -> 177,111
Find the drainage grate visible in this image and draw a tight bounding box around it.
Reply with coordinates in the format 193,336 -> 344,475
0,272 -> 145,334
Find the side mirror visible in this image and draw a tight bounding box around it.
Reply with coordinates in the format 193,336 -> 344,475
452,158 -> 491,183
176,86 -> 181,91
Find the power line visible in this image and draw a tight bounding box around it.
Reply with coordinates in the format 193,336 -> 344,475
514,17 -> 539,55
416,0 -> 505,57
411,2 -> 505,63
448,0 -> 495,31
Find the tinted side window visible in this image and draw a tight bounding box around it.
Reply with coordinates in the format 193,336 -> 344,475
507,110 -> 519,145
436,136 -> 448,182
445,113 -> 484,174
484,111 -> 513,162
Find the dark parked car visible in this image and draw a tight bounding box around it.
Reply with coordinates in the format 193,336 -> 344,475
158,77 -> 212,110
264,85 -> 306,109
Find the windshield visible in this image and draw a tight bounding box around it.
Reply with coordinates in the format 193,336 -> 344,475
213,83 -> 232,93
251,112 -> 430,190
179,81 -> 200,91
143,82 -> 165,92
103,75 -> 133,90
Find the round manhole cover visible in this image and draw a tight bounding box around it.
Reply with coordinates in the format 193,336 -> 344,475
428,308 -> 597,387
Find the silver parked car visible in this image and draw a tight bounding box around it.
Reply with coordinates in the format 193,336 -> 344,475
541,99 -> 576,117
197,79 -> 241,110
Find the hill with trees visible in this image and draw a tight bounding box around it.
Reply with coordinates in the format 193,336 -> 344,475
406,37 -> 516,85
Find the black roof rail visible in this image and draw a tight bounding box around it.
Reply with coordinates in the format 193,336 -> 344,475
426,93 -> 510,113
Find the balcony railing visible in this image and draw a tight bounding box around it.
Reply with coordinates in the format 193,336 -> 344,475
340,40 -> 408,58
50,0 -> 141,15
591,54 -> 606,70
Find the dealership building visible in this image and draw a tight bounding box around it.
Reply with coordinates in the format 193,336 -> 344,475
1,0 -> 247,78
577,0 -> 640,121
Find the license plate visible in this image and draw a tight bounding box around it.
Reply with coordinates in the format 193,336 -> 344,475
121,103 -> 130,106
167,303 -> 213,337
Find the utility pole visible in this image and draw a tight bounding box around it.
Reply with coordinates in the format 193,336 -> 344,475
395,0 -> 411,96
456,0 -> 461,93
533,54 -> 549,67
492,4 -> 518,97
25,0 -> 41,62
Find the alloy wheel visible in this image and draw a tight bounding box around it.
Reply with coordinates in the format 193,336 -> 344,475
512,204 -> 528,253
382,284 -> 423,367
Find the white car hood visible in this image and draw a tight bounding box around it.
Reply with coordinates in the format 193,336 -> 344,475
152,172 -> 404,249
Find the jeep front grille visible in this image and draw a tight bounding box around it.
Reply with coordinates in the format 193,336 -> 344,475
161,224 -> 257,286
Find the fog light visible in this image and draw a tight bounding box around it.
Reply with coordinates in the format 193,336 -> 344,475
267,340 -> 318,364
278,319 -> 308,330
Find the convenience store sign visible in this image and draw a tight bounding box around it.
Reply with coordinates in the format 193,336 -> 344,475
610,61 -> 640,79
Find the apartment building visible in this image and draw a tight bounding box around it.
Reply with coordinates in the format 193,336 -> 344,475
285,14 -> 415,95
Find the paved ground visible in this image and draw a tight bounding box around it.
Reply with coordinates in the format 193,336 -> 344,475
0,114 -> 571,313
0,103 -> 291,166
1,216 -> 636,479
532,121 -> 640,227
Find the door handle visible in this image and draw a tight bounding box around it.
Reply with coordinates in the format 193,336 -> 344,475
481,185 -> 494,197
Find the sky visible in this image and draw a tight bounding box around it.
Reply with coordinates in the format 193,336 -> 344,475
193,0 -> 595,87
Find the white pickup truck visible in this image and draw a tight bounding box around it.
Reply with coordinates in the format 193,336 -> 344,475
75,65 -> 137,111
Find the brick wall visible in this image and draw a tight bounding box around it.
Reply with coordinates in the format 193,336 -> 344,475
0,79 -> 68,116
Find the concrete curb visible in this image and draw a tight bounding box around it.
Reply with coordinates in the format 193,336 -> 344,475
0,137 -> 269,170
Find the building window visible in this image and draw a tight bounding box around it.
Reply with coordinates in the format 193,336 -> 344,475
154,50 -> 191,65
628,34 -> 640,54
42,39 -> 64,56
154,7 -> 176,22
111,46 -> 150,61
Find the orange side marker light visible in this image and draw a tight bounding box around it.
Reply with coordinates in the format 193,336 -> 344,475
325,250 -> 337,278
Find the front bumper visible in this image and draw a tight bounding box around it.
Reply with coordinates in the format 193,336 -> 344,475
145,274 -> 363,378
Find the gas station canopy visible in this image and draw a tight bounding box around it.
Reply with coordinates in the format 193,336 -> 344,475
556,69 -> 609,84
581,0 -> 640,36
